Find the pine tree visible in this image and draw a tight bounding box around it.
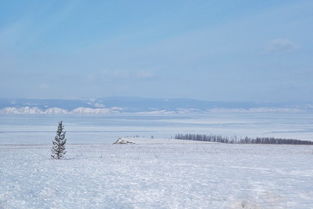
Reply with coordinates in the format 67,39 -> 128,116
51,121 -> 67,159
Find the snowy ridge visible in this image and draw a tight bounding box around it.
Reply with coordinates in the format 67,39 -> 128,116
1,97 -> 313,114
0,106 -> 122,115
0,106 -> 307,115
208,107 -> 303,113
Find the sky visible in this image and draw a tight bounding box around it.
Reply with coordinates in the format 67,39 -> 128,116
0,0 -> 312,103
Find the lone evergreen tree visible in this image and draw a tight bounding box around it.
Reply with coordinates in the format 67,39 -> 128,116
51,121 -> 67,159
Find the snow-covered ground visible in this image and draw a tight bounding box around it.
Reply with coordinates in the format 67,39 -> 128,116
1,138 -> 313,209
1,113 -> 313,208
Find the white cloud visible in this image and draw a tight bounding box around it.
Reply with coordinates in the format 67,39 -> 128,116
266,38 -> 298,53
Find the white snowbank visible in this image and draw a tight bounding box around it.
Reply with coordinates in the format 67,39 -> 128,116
113,138 -> 135,144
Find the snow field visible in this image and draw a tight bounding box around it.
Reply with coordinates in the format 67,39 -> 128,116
1,139 -> 313,209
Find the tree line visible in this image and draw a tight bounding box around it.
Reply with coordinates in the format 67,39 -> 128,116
174,133 -> 313,145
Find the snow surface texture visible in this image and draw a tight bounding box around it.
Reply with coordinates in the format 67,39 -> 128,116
1,138 -> 312,209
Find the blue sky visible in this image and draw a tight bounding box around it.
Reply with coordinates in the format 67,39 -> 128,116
0,0 -> 312,102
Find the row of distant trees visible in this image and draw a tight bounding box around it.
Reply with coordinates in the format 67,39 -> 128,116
175,133 -> 313,145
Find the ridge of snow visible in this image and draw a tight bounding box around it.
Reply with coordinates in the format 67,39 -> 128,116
0,106 -> 122,115
208,107 -> 303,113
0,106 -> 308,115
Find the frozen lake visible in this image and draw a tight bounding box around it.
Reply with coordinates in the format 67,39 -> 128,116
1,112 -> 313,144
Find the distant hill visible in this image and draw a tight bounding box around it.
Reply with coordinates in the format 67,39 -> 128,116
0,97 -> 311,114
